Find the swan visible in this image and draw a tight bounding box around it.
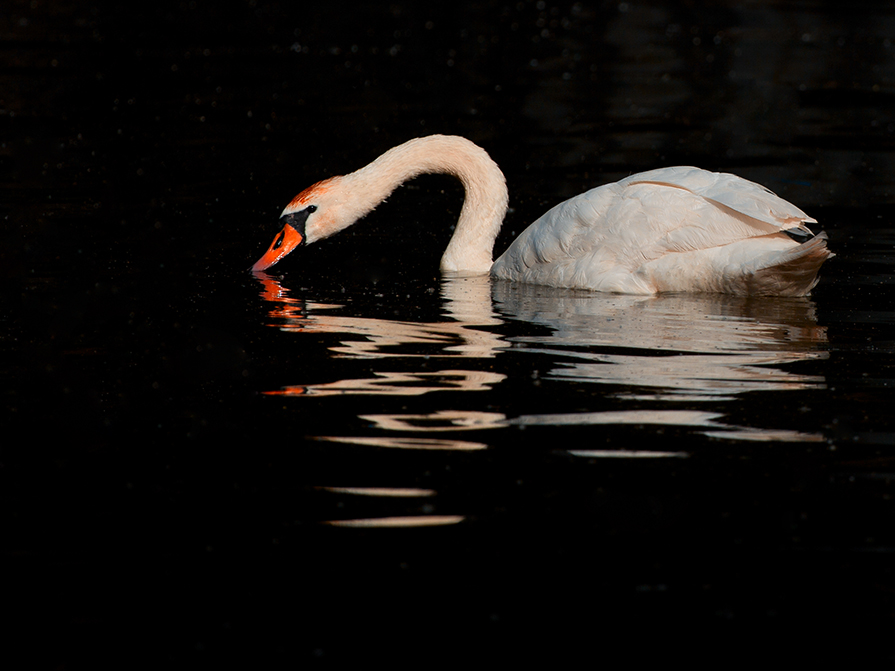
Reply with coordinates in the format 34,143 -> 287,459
252,135 -> 831,296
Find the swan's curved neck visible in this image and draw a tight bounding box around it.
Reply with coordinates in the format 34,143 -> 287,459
342,135 -> 508,273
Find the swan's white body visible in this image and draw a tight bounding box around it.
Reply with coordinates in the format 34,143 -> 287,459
253,135 -> 831,296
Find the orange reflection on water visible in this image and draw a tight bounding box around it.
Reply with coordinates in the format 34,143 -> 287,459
253,271 -> 343,326
254,272 -> 504,359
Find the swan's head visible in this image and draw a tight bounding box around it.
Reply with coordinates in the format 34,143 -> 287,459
251,176 -> 348,272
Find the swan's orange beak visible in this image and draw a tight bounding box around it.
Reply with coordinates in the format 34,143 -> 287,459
252,224 -> 304,272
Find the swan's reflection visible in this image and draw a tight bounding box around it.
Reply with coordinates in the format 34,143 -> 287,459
264,370 -> 504,397
254,273 -> 829,447
492,281 -> 828,401
319,435 -> 489,451
253,273 -> 830,526
323,516 -> 465,528
347,407 -> 823,444
255,271 -> 503,360
254,272 -> 506,396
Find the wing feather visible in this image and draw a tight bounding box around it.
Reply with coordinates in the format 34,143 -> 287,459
618,166 -> 816,230
491,166 -> 823,294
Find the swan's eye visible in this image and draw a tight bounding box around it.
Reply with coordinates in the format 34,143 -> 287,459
278,206 -> 314,238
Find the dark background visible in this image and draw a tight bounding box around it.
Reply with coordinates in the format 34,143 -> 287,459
3,0 -> 894,666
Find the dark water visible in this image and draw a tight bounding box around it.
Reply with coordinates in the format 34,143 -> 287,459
4,1 -> 895,665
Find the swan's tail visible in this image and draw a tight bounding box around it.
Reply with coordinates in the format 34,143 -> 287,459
750,232 -> 833,296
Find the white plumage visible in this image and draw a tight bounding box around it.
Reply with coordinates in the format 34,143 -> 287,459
253,135 -> 831,296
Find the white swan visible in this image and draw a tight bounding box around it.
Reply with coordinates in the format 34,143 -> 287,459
252,135 -> 831,296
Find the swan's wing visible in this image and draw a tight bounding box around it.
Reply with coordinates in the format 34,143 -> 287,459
492,167 -> 822,292
618,166 -> 816,231
502,177 -> 783,269
493,182 -> 691,290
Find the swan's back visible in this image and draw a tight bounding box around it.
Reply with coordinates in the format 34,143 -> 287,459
491,166 -> 831,296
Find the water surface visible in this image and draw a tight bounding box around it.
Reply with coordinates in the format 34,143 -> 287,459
3,1 -> 895,665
